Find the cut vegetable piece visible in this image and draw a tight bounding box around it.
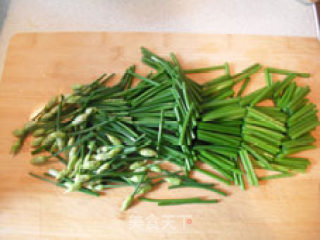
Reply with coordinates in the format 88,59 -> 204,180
266,67 -> 310,78
247,107 -> 286,132
239,149 -> 259,186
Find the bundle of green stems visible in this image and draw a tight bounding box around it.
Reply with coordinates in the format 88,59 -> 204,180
11,48 -> 319,210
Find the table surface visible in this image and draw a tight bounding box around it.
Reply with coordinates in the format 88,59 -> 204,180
0,32 -> 320,240
0,0 -> 318,78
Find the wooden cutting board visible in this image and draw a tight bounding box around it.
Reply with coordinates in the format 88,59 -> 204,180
0,32 -> 320,240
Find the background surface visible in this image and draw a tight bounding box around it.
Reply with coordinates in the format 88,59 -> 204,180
0,31 -> 320,240
0,0 -> 317,78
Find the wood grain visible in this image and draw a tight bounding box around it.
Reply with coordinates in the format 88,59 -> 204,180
0,32 -> 320,240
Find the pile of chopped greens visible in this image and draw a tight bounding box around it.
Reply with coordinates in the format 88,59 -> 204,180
11,48 -> 319,210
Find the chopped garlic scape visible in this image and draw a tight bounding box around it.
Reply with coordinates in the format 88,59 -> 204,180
29,103 -> 46,120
